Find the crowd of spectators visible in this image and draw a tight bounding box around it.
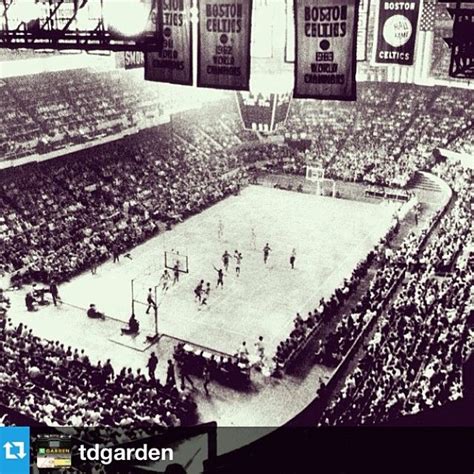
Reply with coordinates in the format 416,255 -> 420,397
318,163 -> 472,425
228,84 -> 472,191
0,318 -> 197,427
1,65 -> 472,186
451,127 -> 474,156
0,66 -> 471,191
0,125 -> 244,286
174,105 -> 247,153
0,80 -> 41,159
0,66 -> 256,163
281,84 -> 472,188
311,214 -> 433,369
273,251 -> 377,371
0,68 -> 165,160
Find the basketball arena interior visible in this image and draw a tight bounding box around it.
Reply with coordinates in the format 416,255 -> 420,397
0,0 -> 473,473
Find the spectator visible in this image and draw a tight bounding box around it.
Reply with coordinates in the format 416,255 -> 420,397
49,281 -> 60,306
176,355 -> 195,391
203,361 -> 211,396
87,304 -> 105,320
121,313 -> 139,336
147,352 -> 159,380
25,291 -> 37,312
166,359 -> 176,388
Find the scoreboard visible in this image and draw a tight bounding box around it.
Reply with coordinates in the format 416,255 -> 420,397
236,91 -> 292,133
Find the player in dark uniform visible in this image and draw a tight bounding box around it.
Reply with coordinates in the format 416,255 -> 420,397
263,243 -> 272,264
290,248 -> 296,270
194,280 -> 204,303
222,251 -> 231,272
146,288 -> 157,314
213,266 -> 224,288
173,261 -> 180,284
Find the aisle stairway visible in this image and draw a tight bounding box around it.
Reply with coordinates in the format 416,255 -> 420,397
409,171 -> 443,193
408,170 -> 447,204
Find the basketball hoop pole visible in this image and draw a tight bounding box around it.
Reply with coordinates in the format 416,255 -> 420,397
131,278 -> 135,315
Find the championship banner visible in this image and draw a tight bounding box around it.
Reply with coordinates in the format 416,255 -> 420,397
197,0 -> 253,90
294,0 -> 358,100
145,0 -> 193,85
374,0 -> 421,66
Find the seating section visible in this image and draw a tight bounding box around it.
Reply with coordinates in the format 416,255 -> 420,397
0,69 -> 164,160
281,84 -> 473,188
0,319 -> 197,427
319,164 -> 472,425
0,127 -> 243,286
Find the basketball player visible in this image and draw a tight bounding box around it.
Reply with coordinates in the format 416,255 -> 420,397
290,248 -> 296,269
213,266 -> 224,288
237,341 -> 249,362
218,219 -> 224,241
255,336 -> 265,367
263,243 -> 272,264
160,269 -> 171,292
145,288 -> 157,315
173,261 -> 180,284
222,250 -> 231,272
250,227 -> 257,250
201,282 -> 211,306
234,250 -> 242,276
194,280 -> 204,303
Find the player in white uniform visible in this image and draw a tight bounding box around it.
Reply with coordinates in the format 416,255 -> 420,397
201,282 -> 211,306
160,269 -> 171,292
237,341 -> 249,362
234,250 -> 242,276
250,227 -> 257,250
254,336 -> 265,367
